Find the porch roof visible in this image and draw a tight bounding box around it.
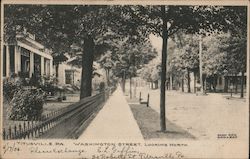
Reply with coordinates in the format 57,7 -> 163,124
17,37 -> 53,60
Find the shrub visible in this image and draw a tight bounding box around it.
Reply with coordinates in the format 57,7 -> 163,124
40,75 -> 58,96
40,82 -> 58,96
99,82 -> 105,92
3,78 -> 22,103
30,73 -> 42,87
7,88 -> 45,120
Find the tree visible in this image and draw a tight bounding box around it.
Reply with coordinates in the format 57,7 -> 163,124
4,5 -> 77,84
219,34 -> 247,97
53,53 -> 68,80
140,59 -> 161,89
151,65 -> 161,89
222,7 -> 247,98
4,5 -> 145,99
170,34 -> 200,92
128,5 -> 236,131
202,33 -> 229,92
98,51 -> 114,86
112,38 -> 157,93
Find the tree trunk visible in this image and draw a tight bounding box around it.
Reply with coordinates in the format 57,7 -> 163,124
187,69 -> 191,93
55,64 -> 59,85
181,77 -> 184,92
133,78 -> 137,98
240,71 -> 244,98
203,75 -> 207,91
194,72 -> 197,93
212,75 -> 217,92
106,69 -> 110,86
224,76 -> 228,93
204,75 -> 207,93
160,5 -> 167,132
122,72 -> 126,92
122,78 -> 126,92
169,74 -> 173,90
130,76 -> 132,99
234,74 -> 238,94
80,36 -> 94,99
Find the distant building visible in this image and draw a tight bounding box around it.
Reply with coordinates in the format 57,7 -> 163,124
2,30 -> 53,78
186,72 -> 246,93
57,55 -> 81,86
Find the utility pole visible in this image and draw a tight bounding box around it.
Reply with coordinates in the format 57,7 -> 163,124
199,35 -> 204,94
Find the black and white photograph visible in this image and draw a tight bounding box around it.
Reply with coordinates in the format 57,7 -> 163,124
1,0 -> 249,158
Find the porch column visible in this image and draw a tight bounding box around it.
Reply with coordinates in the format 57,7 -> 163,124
41,56 -> 44,76
29,52 -> 34,77
50,59 -> 53,76
15,46 -> 21,74
6,45 -> 10,77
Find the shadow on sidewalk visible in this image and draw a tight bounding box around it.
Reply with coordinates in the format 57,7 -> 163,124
129,103 -> 196,140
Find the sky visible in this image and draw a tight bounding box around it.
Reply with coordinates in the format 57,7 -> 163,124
149,34 -> 162,55
148,34 -> 162,64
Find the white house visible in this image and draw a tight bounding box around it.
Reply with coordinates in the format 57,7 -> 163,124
2,30 -> 53,78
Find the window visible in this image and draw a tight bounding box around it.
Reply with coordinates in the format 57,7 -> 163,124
21,47 -> 30,77
65,70 -> 74,84
34,54 -> 41,75
219,77 -> 222,85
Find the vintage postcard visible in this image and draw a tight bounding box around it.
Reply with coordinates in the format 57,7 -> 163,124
0,0 -> 249,158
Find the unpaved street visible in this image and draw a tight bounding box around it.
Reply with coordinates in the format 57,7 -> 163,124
135,87 -> 248,140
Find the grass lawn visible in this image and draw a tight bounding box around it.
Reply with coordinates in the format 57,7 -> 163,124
2,93 -> 80,130
127,87 -> 248,140
126,97 -> 196,140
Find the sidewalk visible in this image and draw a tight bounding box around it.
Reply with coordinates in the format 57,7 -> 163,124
79,86 -> 143,140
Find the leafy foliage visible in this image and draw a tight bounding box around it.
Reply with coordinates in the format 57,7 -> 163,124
112,39 -> 157,79
40,75 -> 59,96
202,33 -> 228,76
140,58 -> 161,83
3,78 -> 22,103
7,88 -> 45,120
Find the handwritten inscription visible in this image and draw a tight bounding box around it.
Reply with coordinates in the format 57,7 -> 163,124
29,147 -> 85,155
2,141 -> 185,158
93,145 -> 184,159
3,142 -> 20,154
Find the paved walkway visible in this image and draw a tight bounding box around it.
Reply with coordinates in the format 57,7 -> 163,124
79,86 -> 143,140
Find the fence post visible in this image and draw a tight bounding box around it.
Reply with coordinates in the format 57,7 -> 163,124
32,120 -> 34,128
8,126 -> 12,139
147,93 -> 149,107
19,124 -> 22,138
3,128 -> 6,140
27,131 -> 30,139
31,128 -> 34,138
23,122 -> 26,131
41,124 -> 44,134
35,126 -> 38,137
28,121 -> 30,130
14,125 -> 17,138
